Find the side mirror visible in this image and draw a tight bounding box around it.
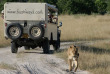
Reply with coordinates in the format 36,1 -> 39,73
59,22 -> 62,27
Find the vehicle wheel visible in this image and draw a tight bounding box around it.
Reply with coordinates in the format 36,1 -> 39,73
53,40 -> 60,51
53,33 -> 60,51
24,46 -> 30,50
28,25 -> 44,40
42,39 -> 50,54
11,42 -> 18,53
6,23 -> 23,40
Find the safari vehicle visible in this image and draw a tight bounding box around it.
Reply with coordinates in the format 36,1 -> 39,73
2,2 -> 62,53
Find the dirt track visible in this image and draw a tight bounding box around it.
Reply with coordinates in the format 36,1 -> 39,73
0,42 -> 90,74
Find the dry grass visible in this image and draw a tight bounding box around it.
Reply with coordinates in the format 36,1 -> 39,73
16,51 -> 25,58
16,50 -> 29,58
0,13 -> 110,73
55,41 -> 110,74
0,14 -> 10,47
59,14 -> 110,41
89,40 -> 110,51
0,62 -> 17,70
57,14 -> 110,74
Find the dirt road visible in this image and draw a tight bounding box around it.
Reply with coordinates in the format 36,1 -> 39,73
0,42 -> 90,74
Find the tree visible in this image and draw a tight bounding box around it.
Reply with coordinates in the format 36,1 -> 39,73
0,0 -> 6,12
107,0 -> 110,13
57,0 -> 66,14
0,0 -> 108,14
95,0 -> 107,14
57,0 -> 96,14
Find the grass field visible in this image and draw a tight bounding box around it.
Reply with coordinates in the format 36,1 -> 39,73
57,14 -> 110,74
56,41 -> 110,74
0,14 -> 110,74
59,14 -> 110,41
0,14 -> 10,47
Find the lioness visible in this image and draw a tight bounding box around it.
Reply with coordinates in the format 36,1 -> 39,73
67,45 -> 79,72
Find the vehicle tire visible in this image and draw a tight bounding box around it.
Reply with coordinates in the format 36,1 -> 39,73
6,23 -> 23,40
53,40 -> 60,51
28,25 -> 44,40
24,46 -> 30,50
53,33 -> 60,51
42,39 -> 50,54
11,42 -> 18,53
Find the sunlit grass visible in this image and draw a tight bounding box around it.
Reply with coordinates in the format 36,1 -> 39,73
55,40 -> 110,74
0,14 -> 10,47
59,14 -> 110,41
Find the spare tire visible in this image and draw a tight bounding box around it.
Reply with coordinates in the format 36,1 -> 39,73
6,23 -> 23,40
28,25 -> 44,40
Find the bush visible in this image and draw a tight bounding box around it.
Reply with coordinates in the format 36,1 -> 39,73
107,0 -> 110,13
0,1 -> 5,12
95,0 -> 107,15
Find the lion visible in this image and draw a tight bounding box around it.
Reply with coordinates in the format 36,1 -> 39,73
67,45 -> 79,72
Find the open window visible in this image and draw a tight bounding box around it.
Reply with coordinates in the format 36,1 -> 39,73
47,4 -> 58,24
